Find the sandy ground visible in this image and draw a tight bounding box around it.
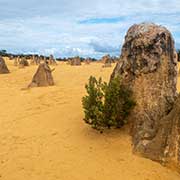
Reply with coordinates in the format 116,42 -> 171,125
0,59 -> 180,180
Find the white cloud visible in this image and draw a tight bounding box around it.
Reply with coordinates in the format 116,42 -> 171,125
0,0 -> 180,57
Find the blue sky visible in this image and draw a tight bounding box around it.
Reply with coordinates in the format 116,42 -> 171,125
0,0 -> 180,58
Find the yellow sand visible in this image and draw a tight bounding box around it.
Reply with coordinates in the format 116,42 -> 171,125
0,59 -> 180,180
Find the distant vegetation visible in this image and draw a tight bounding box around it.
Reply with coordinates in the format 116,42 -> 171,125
82,76 -> 136,133
56,56 -> 98,62
0,49 -> 39,59
0,50 -> 99,61
0,50 -> 7,56
0,49 -> 121,62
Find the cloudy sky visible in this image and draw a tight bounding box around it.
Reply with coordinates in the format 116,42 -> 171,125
0,0 -> 180,58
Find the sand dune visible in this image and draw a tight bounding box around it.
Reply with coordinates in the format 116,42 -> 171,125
0,58 -> 180,180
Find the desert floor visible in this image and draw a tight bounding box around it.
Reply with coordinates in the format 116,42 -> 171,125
0,59 -> 180,180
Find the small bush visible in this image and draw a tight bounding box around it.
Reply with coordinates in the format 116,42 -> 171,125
82,76 -> 136,132
82,76 -> 105,131
103,77 -> 136,128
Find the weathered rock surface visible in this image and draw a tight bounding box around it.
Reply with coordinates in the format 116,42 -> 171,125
84,58 -> 91,65
14,56 -> 20,66
19,58 -> 29,68
49,54 -> 58,65
111,23 -> 178,166
70,57 -> 81,66
141,94 -> 180,171
165,94 -> 180,170
28,63 -> 54,88
101,54 -> 112,67
178,52 -> 180,62
0,56 -> 10,74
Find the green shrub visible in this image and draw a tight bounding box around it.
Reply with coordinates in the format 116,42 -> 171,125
82,76 -> 136,132
82,76 -> 105,131
103,77 -> 136,128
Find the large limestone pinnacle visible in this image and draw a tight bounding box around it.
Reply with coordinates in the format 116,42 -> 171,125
0,56 -> 10,74
111,23 -> 178,166
28,62 -> 54,88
